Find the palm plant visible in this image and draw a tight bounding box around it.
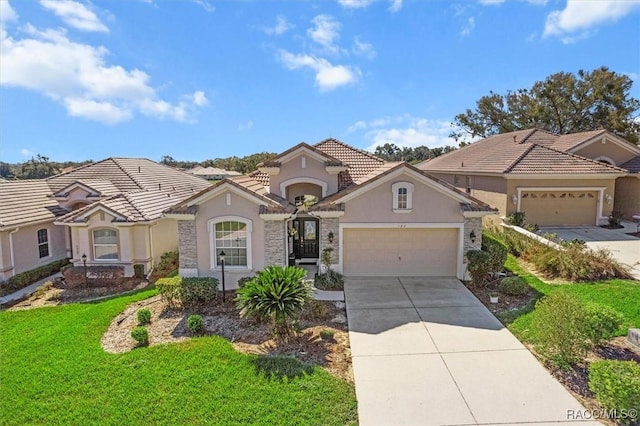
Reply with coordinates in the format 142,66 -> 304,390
236,266 -> 312,338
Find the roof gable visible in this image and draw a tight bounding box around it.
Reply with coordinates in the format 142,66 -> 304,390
0,180 -> 68,229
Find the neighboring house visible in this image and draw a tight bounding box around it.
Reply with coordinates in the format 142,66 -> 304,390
52,158 -> 212,276
185,166 -> 242,181
0,180 -> 69,280
166,139 -> 496,288
419,129 -> 639,226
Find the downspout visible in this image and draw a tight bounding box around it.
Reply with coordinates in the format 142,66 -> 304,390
8,228 -> 20,277
147,222 -> 157,278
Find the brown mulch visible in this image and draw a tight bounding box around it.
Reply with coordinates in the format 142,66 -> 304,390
626,231 -> 640,239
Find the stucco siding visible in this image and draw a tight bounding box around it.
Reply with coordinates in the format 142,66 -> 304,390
614,176 -> 640,220
150,219 -> 178,264
572,142 -> 638,166
269,153 -> 339,197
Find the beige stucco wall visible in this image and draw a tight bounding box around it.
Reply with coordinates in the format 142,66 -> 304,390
0,221 -> 68,280
429,172 -> 507,215
340,175 -> 465,223
614,176 -> 640,220
150,219 -> 178,264
194,189 -> 266,288
268,153 -> 339,198
572,141 -> 638,166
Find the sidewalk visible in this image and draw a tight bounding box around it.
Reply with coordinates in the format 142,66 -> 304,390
0,273 -> 62,305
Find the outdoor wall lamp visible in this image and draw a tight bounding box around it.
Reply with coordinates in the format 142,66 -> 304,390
469,230 -> 476,244
511,194 -> 518,205
605,193 -> 612,205
328,231 -> 334,243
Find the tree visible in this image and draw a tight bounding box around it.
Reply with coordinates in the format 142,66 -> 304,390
373,144 -> 457,163
160,155 -> 178,167
19,155 -> 57,179
451,67 -> 640,144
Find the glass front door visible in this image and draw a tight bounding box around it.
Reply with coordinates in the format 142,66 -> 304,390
292,218 -> 319,259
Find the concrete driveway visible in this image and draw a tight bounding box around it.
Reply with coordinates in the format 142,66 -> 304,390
540,224 -> 640,280
345,277 -> 598,426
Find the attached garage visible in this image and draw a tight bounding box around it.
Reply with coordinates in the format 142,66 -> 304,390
519,189 -> 599,226
341,227 -> 460,277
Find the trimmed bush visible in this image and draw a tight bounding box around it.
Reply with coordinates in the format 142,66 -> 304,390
532,293 -> 590,368
137,308 -> 151,325
466,250 -> 491,286
131,326 -> 149,346
237,276 -> 254,288
319,329 -> 335,341
236,266 -> 312,338
180,277 -> 218,305
187,314 -> 204,335
583,303 -> 625,346
149,251 -> 179,282
482,233 -> 508,277
0,258 -> 70,296
155,276 -> 181,308
499,276 -> 529,296
314,270 -> 344,290
589,361 -> 640,425
63,265 -> 126,288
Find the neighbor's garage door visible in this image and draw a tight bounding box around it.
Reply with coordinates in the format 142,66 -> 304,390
520,190 -> 598,226
342,228 -> 458,276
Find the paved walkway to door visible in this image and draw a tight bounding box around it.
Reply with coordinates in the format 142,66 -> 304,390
345,277 -> 599,426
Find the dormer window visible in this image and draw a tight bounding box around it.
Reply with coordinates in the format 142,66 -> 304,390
392,182 -> 414,213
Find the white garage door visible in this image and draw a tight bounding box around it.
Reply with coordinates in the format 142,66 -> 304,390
342,228 -> 459,276
520,190 -> 598,226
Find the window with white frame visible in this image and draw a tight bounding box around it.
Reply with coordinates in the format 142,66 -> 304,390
37,229 -> 49,258
210,218 -> 252,269
93,229 -> 118,260
392,182 -> 414,212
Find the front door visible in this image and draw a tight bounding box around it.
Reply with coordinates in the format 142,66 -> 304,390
293,218 -> 319,259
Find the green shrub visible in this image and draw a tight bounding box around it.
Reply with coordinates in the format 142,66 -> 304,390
499,276 -> 529,296
0,258 -> 70,297
481,233 -> 508,276
180,277 -> 218,305
131,326 -> 149,346
236,266 -> 312,338
237,276 -> 254,288
187,314 -> 204,335
303,299 -> 328,320
589,361 -> 640,425
583,304 -> 625,346
466,250 -> 491,286
500,229 -> 537,257
153,250 -> 179,280
314,270 -> 344,290
608,210 -> 623,227
506,211 -> 526,226
523,223 -> 539,233
531,244 -> 630,282
155,276 -> 182,308
532,293 -> 590,368
136,308 -> 152,325
319,329 -> 334,341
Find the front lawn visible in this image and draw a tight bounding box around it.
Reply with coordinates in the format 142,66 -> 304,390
0,290 -> 357,425
504,256 -> 640,343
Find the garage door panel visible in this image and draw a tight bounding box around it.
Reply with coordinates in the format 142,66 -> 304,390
520,190 -> 597,226
343,228 -> 458,277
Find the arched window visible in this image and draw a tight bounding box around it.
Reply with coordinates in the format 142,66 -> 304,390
208,217 -> 252,269
392,182 -> 414,212
93,229 -> 118,260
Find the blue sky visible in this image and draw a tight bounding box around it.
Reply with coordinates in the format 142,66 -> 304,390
1,0 -> 639,164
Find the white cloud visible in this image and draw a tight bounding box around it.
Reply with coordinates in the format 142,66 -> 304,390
389,0 -> 403,12
478,0 -> 505,5
20,148 -> 34,157
0,1 -> 18,23
278,50 -> 360,91
460,16 -> 475,36
307,15 -> 341,53
338,0 -> 375,9
352,37 -> 376,59
238,120 -> 254,131
192,0 -> 215,12
40,0 -> 108,33
347,115 -> 458,151
1,21 -> 207,124
264,15 -> 293,36
544,0 -> 640,42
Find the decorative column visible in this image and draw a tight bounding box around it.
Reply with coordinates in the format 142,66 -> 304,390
178,220 -> 198,277
263,219 -> 286,266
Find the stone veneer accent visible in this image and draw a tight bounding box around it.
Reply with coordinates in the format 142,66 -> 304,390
463,217 -> 483,253
320,218 -> 340,270
264,220 -> 286,266
178,220 -> 197,270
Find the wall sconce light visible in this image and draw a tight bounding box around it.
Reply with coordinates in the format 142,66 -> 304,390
511,194 -> 518,205
470,230 -> 476,244
604,193 -> 612,205
328,231 -> 334,243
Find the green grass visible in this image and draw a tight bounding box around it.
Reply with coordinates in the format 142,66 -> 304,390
0,289 -> 357,425
504,256 -> 640,343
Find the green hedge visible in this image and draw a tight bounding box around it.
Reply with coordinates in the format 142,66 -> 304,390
0,258 -> 70,297
155,276 -> 219,307
589,361 -> 640,425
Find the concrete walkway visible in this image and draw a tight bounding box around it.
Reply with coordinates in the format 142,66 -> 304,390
541,222 -> 640,280
345,277 -> 599,426
0,273 -> 61,305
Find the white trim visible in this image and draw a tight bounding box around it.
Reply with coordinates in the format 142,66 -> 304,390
278,146 -> 334,164
301,156 -> 306,169
593,156 -> 616,166
338,222 -> 465,279
391,181 -> 414,211
259,213 -> 291,220
515,186 -> 606,225
8,228 -> 19,277
309,210 -> 345,218
207,216 -> 253,270
226,193 -> 231,206
463,211 -> 494,218
280,177 -> 328,198
164,213 -> 196,220
77,204 -> 127,222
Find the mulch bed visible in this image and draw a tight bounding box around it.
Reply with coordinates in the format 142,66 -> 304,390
625,231 -> 640,238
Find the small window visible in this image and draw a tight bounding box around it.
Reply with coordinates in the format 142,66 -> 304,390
37,229 -> 49,258
392,182 -> 414,212
93,229 -> 118,260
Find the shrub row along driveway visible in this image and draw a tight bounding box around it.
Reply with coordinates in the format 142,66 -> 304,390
345,277 -> 597,426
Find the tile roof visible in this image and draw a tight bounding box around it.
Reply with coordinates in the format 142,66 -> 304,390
420,129 -> 627,176
53,179 -> 121,197
550,129 -> 607,152
0,180 -> 68,229
621,155 -> 640,173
